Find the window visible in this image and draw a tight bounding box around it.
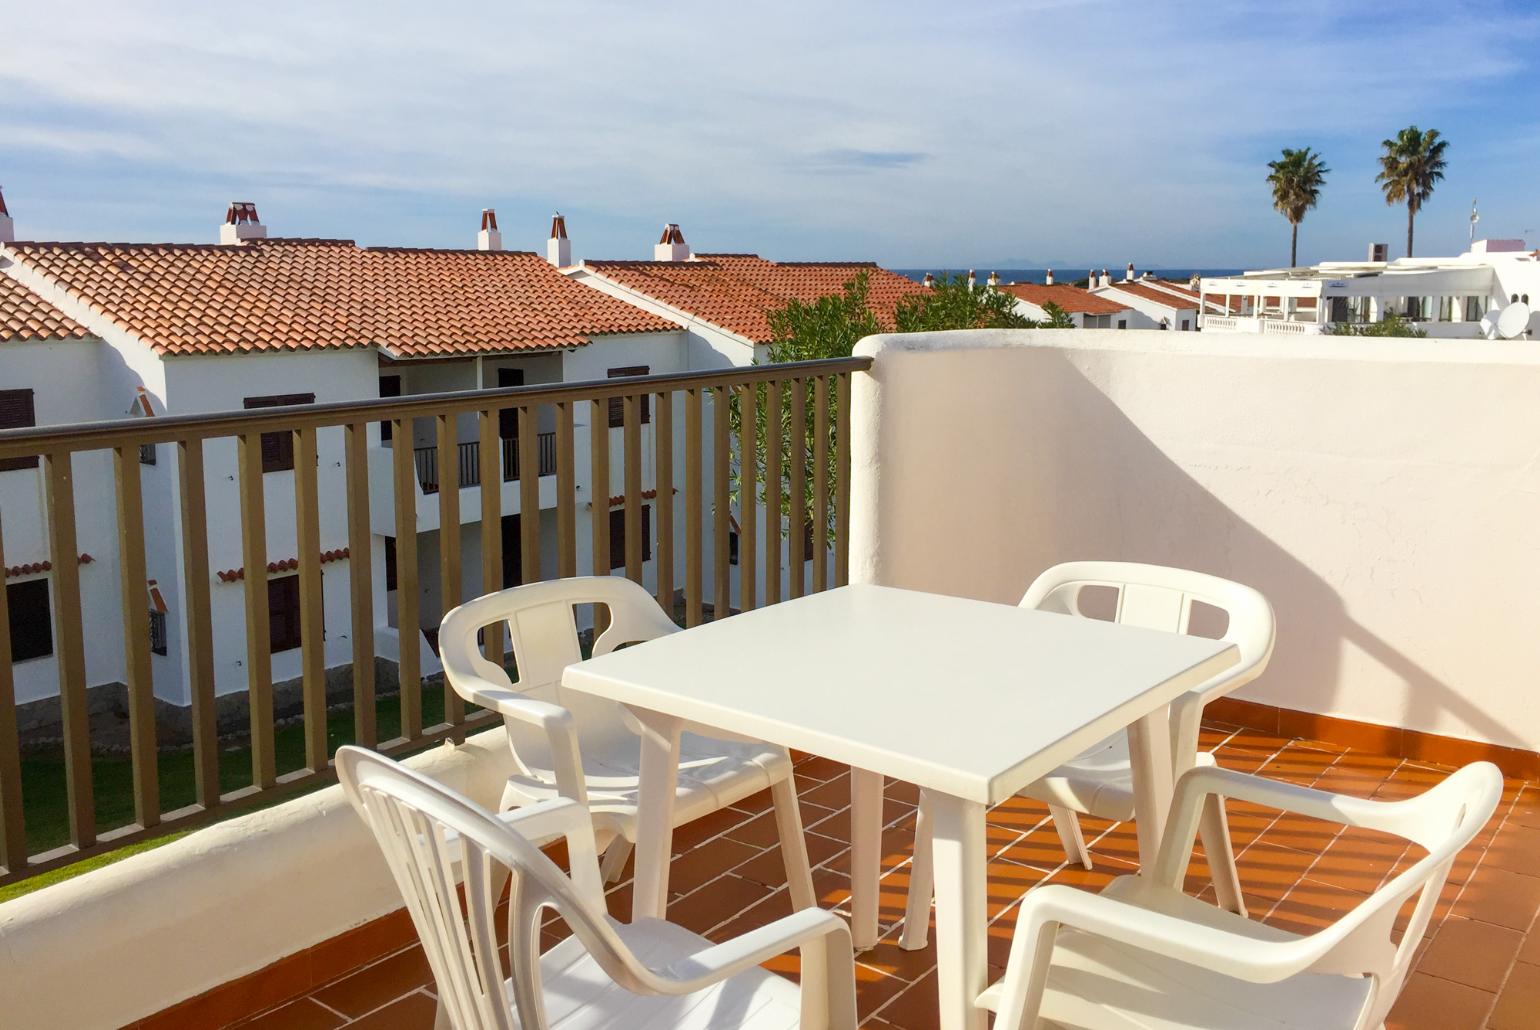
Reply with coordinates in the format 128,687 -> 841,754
267,574 -> 304,654
728,530 -> 740,566
497,367 -> 525,441
609,505 -> 652,569
384,536 -> 398,592
6,578 -> 53,662
606,367 -> 651,428
243,393 -> 315,473
139,443 -> 157,465
0,389 -> 38,472
1116,319 -> 1127,330
500,514 -> 523,587
1181,319 -> 1191,331
1438,296 -> 1454,322
1466,296 -> 1488,322
149,609 -> 168,656
378,375 -> 401,443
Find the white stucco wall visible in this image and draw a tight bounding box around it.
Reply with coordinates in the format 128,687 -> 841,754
851,328 -> 1540,751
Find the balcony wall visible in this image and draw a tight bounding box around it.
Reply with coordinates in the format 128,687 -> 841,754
852,328 -> 1540,752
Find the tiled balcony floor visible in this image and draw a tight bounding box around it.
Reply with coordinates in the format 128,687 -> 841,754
232,723 -> 1540,1030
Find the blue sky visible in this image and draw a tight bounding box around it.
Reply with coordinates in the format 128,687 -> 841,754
4,0 -> 1537,268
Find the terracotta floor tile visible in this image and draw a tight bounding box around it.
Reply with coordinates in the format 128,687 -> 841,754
347,989 -> 439,1030
1453,867 -> 1540,931
234,997 -> 345,1030
1488,961 -> 1540,1030
1416,917 -> 1525,993
727,804 -> 837,848
666,834 -> 764,897
792,754 -> 847,782
667,872 -> 776,935
996,816 -> 1085,872
670,804 -> 752,852
1262,878 -> 1366,936
984,794 -> 1051,833
874,969 -> 938,1030
1483,820 -> 1540,876
1507,787 -> 1540,829
311,946 -> 433,1019
800,771 -> 854,810
1257,744 -> 1338,787
1259,807 -> 1343,857
1385,972 -> 1494,1030
732,830 -> 847,889
1516,917 -> 1540,965
1305,825 -> 1410,894
729,787 -> 776,815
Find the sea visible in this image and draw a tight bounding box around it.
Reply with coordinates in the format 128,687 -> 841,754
894,268 -> 1244,286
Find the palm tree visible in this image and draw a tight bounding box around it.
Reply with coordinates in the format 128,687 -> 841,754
1266,147 -> 1329,267
1376,126 -> 1449,257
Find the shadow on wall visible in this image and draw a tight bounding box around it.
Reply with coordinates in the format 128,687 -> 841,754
852,332 -> 1531,750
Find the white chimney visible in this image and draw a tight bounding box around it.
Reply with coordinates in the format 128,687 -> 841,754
922,272 -> 935,288
1086,270 -> 1095,292
966,269 -> 976,289
1101,269 -> 1111,288
546,212 -> 570,266
219,201 -> 266,244
477,208 -> 502,251
654,223 -> 690,261
1044,268 -> 1054,286
0,186 -> 12,244
987,271 -> 999,287
1124,262 -> 1135,282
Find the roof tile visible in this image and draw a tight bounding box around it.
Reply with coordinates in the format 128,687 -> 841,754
997,281 -> 1131,315
0,275 -> 90,342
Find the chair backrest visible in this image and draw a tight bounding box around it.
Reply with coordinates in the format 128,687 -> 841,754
440,577 -> 679,773
1020,561 -> 1276,767
337,746 -> 676,1030
1296,761 -> 1503,1026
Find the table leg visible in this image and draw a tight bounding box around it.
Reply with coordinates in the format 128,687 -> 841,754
1128,703 -> 1175,870
931,793 -> 987,1030
630,708 -> 684,922
849,767 -> 883,950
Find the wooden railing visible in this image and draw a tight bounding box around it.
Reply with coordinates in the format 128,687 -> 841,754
0,358 -> 866,884
413,433 -> 558,493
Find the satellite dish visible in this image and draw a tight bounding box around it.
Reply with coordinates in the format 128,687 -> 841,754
1496,302 -> 1531,339
1480,310 -> 1500,338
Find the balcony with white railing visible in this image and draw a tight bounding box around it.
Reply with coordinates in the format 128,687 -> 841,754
0,338 -> 1536,1030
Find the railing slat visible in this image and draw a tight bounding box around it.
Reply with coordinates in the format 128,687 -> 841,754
712,386 -> 731,619
556,402 -> 577,578
590,399 -> 611,634
293,427 -> 328,771
235,434 -> 276,790
684,388 -> 703,627
763,380 -> 781,606
623,395 -> 643,583
654,391 -> 674,614
113,445 -> 160,826
835,372 -> 852,587
812,377 -> 830,594
738,384 -> 757,613
391,421 -> 422,740
518,406 -> 540,585
177,438 -> 220,808
434,415 -> 464,733
478,410 -> 503,665
0,511 -> 28,871
343,423 -> 376,749
788,379 -> 806,599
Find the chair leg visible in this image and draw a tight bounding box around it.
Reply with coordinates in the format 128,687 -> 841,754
900,790 -> 934,951
600,837 -> 634,884
771,775 -> 817,910
1048,804 -> 1092,869
1199,793 -> 1248,918
434,996 -> 452,1030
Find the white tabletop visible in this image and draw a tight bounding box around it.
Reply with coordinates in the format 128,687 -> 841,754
564,584 -> 1238,805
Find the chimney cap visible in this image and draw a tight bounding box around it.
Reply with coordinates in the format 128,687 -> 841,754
225,201 -> 261,225
658,222 -> 686,246
481,208 -> 499,232
551,212 -> 568,240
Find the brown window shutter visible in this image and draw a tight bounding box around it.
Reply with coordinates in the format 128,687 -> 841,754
606,367 -> 650,428
0,389 -> 38,472
243,393 -> 315,473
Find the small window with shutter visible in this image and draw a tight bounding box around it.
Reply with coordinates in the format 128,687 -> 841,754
606,367 -> 651,428
267,573 -> 306,654
0,389 -> 38,472
6,578 -> 53,661
609,505 -> 652,569
243,393 -> 315,473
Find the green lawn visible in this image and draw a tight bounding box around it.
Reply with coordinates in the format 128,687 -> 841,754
6,687 -> 456,902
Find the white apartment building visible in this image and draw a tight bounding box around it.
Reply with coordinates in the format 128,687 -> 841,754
995,278 -> 1133,329
0,197 -> 919,726
1082,264 -> 1204,331
1199,240 -> 1540,338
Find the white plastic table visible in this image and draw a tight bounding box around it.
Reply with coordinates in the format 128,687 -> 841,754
562,584 -> 1238,1030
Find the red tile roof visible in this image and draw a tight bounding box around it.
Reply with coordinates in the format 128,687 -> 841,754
216,547 -> 350,584
1101,280 -> 1199,311
2,553 -> 94,579
3,240 -> 675,357
998,282 -> 1130,315
0,274 -> 90,342
582,254 -> 927,344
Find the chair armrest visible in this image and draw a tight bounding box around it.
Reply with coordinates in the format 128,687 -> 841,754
456,673 -> 589,808
656,907 -> 853,994
500,798 -> 606,909
989,884 -> 1320,1028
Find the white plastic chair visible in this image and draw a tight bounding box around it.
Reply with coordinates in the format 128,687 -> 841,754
980,760 -> 1503,1030
439,576 -> 815,903
903,562 -> 1275,947
337,746 -> 858,1030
